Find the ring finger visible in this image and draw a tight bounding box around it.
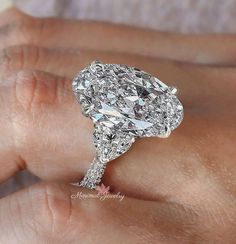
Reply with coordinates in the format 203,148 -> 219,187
0,46 -> 235,202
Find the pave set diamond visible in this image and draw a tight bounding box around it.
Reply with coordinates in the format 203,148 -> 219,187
72,61 -> 184,189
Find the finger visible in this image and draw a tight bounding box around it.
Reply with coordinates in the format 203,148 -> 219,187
0,182 -> 216,243
0,7 -> 24,27
1,68 -> 236,203
1,45 -> 236,111
0,70 -> 94,183
105,112 -> 236,200
1,9 -> 236,65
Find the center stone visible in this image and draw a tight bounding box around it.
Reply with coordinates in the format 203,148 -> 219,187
72,61 -> 183,137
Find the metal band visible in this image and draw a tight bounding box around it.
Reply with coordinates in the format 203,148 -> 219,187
79,157 -> 107,189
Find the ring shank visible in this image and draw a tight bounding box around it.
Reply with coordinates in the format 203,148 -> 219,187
79,157 -> 108,189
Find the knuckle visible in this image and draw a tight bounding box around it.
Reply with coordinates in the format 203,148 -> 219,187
16,18 -> 39,44
4,7 -> 30,21
7,70 -> 70,154
0,47 -> 21,75
0,46 -> 28,75
25,183 -> 74,237
0,45 -> 43,78
5,15 -> 43,45
13,70 -> 59,112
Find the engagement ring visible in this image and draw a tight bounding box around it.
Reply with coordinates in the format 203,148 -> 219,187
72,61 -> 184,189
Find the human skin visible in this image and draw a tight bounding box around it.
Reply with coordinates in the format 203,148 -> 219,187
0,7 -> 235,243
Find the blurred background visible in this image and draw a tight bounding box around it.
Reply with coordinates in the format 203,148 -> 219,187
0,0 -> 235,197
1,0 -> 236,33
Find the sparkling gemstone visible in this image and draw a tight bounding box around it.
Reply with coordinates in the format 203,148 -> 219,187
93,124 -> 135,162
72,61 -> 183,138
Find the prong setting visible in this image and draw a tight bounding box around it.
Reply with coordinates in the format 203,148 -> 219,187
157,126 -> 171,138
169,86 -> 178,95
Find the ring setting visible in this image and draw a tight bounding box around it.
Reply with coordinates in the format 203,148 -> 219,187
72,60 -> 184,189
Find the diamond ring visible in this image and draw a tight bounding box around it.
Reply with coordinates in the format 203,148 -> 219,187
72,61 -> 184,189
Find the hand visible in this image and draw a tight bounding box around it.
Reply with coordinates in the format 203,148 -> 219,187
0,8 -> 235,243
